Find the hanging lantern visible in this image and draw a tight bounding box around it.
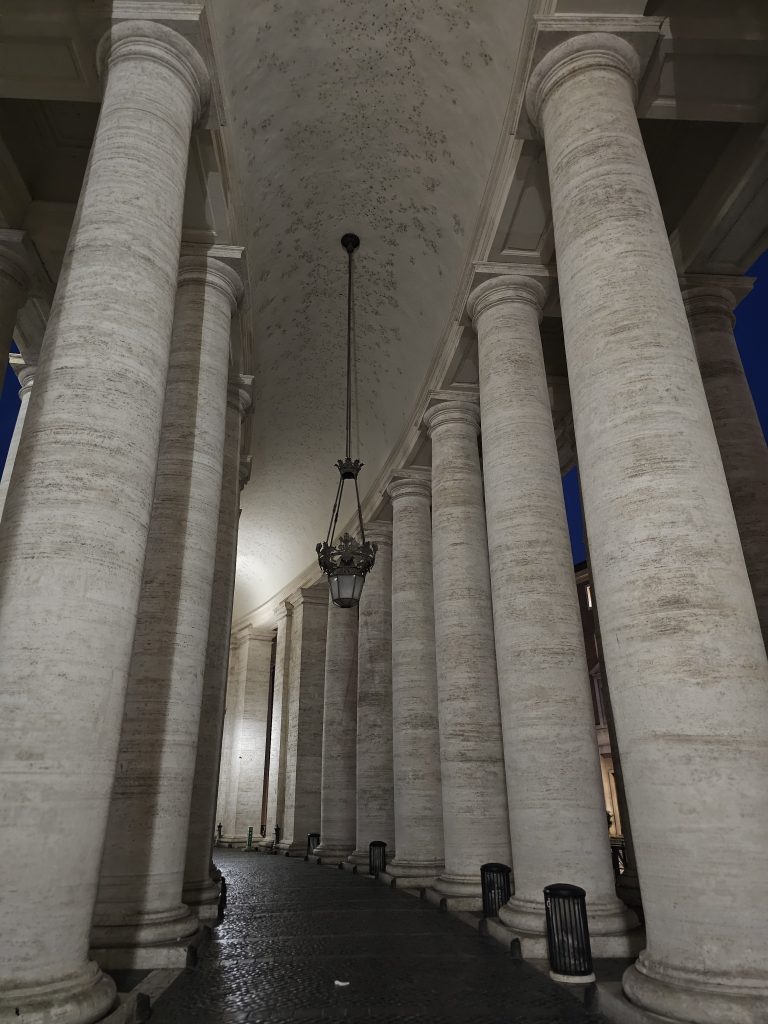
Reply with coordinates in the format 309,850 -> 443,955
315,234 -> 377,608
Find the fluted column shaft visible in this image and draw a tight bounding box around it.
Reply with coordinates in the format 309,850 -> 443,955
387,470 -> 444,882
233,630 -> 275,838
184,376 -> 251,915
92,254 -> 241,954
423,398 -> 511,906
351,522 -> 395,864
529,32 -> 768,1024
315,598 -> 358,862
0,21 -> 208,1022
0,361 -> 35,519
259,601 -> 293,845
469,276 -> 634,949
682,279 -> 768,649
278,587 -> 329,853
0,244 -> 30,392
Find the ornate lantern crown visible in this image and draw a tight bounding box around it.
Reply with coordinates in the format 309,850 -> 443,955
315,234 -> 377,608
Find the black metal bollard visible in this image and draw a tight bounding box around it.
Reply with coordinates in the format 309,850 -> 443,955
305,832 -> 320,861
480,863 -> 512,918
368,841 -> 387,877
543,883 -> 595,983
610,836 -> 626,878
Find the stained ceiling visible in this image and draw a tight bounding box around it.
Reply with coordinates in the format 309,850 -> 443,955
208,1 -> 528,619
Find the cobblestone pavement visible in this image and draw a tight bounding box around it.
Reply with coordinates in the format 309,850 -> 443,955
150,850 -> 604,1024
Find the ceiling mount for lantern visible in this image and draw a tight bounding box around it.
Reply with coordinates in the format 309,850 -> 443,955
315,233 -> 377,609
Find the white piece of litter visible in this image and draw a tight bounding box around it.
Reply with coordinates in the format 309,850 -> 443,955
334,980 -> 350,987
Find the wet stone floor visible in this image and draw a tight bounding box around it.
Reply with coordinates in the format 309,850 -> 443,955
150,850 -> 604,1024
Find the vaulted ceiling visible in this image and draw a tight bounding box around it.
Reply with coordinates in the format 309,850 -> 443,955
206,1 -> 530,618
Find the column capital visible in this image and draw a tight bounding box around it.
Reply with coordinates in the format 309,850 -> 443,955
423,398 -> 480,438
526,32 -> 640,129
364,520 -> 392,547
386,467 -> 431,504
96,20 -> 210,126
247,626 -> 275,645
178,255 -> 244,313
679,275 -> 754,330
288,585 -> 328,609
9,355 -> 35,396
467,275 -> 547,326
273,599 -> 293,624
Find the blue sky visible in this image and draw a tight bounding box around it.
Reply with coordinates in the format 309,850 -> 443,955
563,250 -> 768,564
0,253 -> 764,564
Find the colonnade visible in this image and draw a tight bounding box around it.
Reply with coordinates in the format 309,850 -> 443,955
0,17 -> 765,1024
0,19 -> 253,1022
255,30 -> 768,1024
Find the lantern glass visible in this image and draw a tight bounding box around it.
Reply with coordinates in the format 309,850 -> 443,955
329,570 -> 365,608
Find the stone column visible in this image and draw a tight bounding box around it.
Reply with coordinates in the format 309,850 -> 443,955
259,600 -> 293,846
0,21 -> 208,1021
681,277 -> 768,648
315,597 -> 359,863
91,253 -> 241,961
350,522 -> 395,865
468,275 -> 636,955
232,630 -> 274,840
216,632 -> 247,840
184,374 -> 251,918
528,33 -> 768,1023
278,586 -> 329,854
423,397 -> 511,909
386,469 -> 444,885
0,359 -> 35,519
0,243 -> 30,389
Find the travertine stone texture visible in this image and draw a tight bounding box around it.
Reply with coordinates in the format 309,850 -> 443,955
529,33 -> 768,1024
350,522 -> 396,865
259,602 -> 293,845
0,21 -> 208,1022
316,598 -> 359,862
0,362 -> 35,520
386,470 -> 444,883
278,587 -> 329,854
217,633 -> 248,840
0,244 -> 30,393
233,630 -> 275,839
92,255 -> 241,954
423,399 -> 511,904
184,377 -> 251,916
682,279 -> 768,649
468,276 -> 634,946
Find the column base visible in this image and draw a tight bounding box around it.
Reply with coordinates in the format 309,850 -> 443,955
0,961 -> 116,1024
182,878 -> 222,922
384,858 -> 444,889
498,893 -> 641,959
424,872 -> 483,912
313,842 -> 355,866
276,840 -> 307,857
91,903 -> 200,957
623,952 -> 768,1024
347,850 -> 370,866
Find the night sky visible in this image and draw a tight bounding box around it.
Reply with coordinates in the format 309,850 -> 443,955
0,252 -> 765,565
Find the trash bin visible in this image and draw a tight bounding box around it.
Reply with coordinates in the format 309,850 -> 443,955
368,841 -> 387,877
543,883 -> 595,983
305,832 -> 320,860
480,863 -> 512,918
272,824 -> 281,852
